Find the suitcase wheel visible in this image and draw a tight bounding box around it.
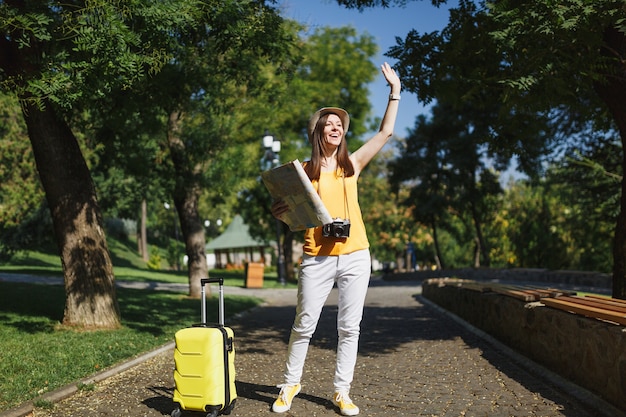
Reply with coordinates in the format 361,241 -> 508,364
223,399 -> 236,415
205,406 -> 220,417
170,407 -> 182,417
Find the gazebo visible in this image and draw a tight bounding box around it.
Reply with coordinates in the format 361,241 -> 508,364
205,215 -> 268,269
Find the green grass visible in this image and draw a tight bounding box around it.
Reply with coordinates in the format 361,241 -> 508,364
0,281 -> 262,411
0,237 -> 296,411
0,236 -> 296,288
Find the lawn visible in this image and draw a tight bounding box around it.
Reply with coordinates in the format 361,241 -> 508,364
0,281 -> 263,411
0,237 -> 294,412
0,237 -> 294,288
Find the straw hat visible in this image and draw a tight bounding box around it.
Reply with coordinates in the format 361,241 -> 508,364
307,107 -> 350,143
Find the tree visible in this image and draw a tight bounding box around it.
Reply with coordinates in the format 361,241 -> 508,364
390,112 -> 451,268
390,99 -> 506,268
346,0 -> 626,297
0,2 -> 121,328
0,1 -> 215,327
543,135 -> 622,272
359,148 -> 432,271
134,1 -> 297,298
504,181 -> 571,269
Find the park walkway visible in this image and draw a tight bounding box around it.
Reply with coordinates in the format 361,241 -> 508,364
1,274 -> 621,417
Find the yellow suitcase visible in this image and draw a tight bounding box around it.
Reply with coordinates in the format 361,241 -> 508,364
172,278 -> 236,417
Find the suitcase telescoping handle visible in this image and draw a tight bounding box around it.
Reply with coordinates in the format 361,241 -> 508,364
200,278 -> 225,326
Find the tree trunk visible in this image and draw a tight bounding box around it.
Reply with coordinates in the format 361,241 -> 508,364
470,203 -> 490,267
167,109 -> 208,299
174,189 -> 207,299
24,101 -> 121,328
138,198 -> 149,261
473,237 -> 481,268
594,26 -> 626,299
432,222 -> 445,269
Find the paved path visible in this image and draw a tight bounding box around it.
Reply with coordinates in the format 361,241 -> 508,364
3,274 -> 616,417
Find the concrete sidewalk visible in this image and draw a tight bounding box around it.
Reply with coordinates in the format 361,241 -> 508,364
6,275 -> 619,417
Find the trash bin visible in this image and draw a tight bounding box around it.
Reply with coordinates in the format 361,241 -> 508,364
245,262 -> 264,288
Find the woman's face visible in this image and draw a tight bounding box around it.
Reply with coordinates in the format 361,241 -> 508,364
322,114 -> 344,148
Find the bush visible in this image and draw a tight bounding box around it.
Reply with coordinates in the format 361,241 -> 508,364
147,247 -> 162,270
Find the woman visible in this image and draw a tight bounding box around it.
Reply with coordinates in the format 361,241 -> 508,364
271,62 -> 401,416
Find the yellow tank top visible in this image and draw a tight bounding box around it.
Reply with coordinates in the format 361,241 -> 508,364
304,170 -> 369,256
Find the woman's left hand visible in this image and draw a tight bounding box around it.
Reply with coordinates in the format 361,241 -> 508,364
381,62 -> 401,94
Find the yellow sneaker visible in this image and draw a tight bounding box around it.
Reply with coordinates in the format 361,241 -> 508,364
272,383 -> 301,413
332,391 -> 360,416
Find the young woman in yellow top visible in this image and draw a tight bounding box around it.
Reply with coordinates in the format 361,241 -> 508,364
271,62 -> 401,416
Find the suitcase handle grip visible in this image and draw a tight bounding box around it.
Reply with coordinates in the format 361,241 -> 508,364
201,277 -> 224,286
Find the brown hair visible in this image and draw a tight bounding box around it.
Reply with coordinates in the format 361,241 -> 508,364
304,112 -> 354,181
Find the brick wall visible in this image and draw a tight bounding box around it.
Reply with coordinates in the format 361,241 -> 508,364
421,279 -> 626,412
385,267 -> 612,290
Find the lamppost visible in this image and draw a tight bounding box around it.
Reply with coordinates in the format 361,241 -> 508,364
262,132 -> 286,285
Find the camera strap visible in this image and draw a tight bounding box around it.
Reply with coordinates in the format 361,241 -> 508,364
317,171 -> 350,220
342,174 -> 350,221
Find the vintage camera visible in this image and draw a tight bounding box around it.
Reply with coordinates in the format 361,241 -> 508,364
322,218 -> 351,238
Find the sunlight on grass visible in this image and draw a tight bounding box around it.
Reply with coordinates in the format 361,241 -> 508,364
0,236 -> 295,289
0,235 -> 294,411
0,282 -> 262,411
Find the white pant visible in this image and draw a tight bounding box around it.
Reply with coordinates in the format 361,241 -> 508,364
283,249 -> 371,392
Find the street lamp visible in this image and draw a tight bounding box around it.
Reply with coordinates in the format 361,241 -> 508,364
261,132 -> 286,285
261,133 -> 281,171
203,218 -> 223,238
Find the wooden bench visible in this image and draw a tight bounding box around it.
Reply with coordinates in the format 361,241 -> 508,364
425,278 -> 626,326
487,284 -> 574,301
428,278 -> 573,302
541,295 -> 626,326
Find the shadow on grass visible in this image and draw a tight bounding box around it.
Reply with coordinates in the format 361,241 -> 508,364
119,287 -> 260,336
0,282 -> 261,337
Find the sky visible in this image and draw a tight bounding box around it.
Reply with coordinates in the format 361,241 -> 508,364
277,0 -> 453,137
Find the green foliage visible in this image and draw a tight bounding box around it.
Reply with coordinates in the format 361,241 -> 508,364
0,93 -> 53,258
0,93 -> 43,228
335,0 -> 447,10
386,101 -> 618,272
389,102 -> 505,267
0,0 -> 174,108
359,149 -> 431,264
2,0 -> 621,286
541,136 -> 622,272
146,247 -> 163,270
486,0 -> 621,94
295,26 -> 378,142
165,240 -> 184,271
386,0 -> 622,174
378,0 -> 626,294
502,182 -> 570,269
32,399 -> 54,410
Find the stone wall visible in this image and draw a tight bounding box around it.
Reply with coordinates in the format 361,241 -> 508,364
421,279 -> 626,412
384,267 -> 612,290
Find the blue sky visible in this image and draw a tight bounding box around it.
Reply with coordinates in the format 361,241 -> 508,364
278,0 -> 452,137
